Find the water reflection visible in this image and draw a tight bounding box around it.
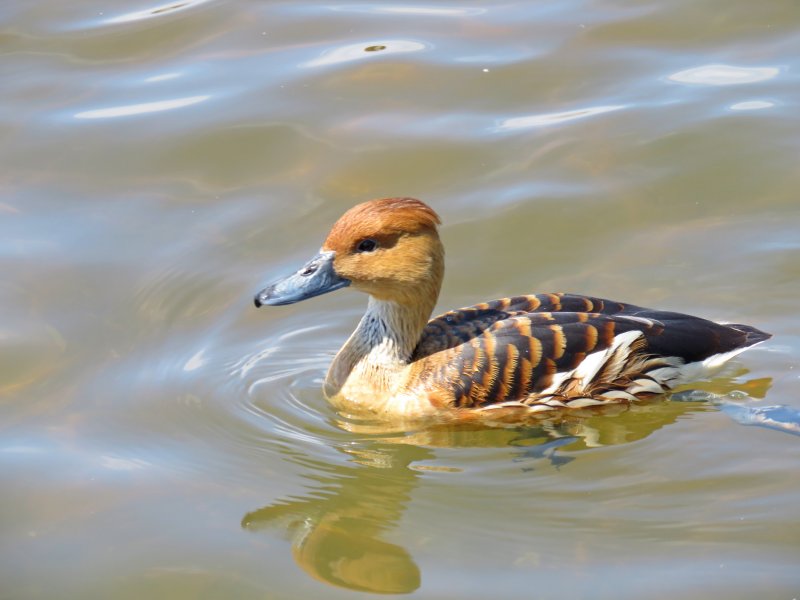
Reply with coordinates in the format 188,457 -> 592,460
302,40 -> 427,68
74,95 -> 210,119
144,72 -> 182,83
668,64 -> 780,85
242,442 -> 426,594
497,104 -> 626,131
730,100 -> 775,111
242,385 -> 772,594
330,5 -> 486,17
669,375 -> 799,435
103,0 -> 213,25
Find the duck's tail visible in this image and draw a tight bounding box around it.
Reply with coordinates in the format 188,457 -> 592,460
725,323 -> 772,348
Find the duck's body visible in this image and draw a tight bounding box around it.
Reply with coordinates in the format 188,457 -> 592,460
255,198 -> 770,420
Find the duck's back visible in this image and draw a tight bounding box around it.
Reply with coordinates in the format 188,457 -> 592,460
410,293 -> 770,409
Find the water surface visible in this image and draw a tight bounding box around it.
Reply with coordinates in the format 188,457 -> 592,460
2,0 -> 800,598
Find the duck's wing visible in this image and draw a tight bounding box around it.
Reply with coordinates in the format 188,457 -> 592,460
411,295 -> 770,408
414,293 -> 640,358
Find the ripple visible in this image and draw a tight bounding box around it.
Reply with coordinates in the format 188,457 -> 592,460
209,322 -> 339,443
231,324 -> 330,379
183,348 -> 208,372
84,313 -> 344,480
330,5 -> 486,17
144,72 -> 182,83
74,95 -> 210,119
334,105 -> 628,140
303,40 -> 427,68
668,64 -> 780,86
97,455 -> 152,471
103,0 -> 214,25
497,104 -> 626,131
730,100 -> 775,111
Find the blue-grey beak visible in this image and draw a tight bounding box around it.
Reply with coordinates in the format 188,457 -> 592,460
254,251 -> 350,307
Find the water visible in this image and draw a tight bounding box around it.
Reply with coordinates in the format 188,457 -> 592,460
2,0 -> 799,597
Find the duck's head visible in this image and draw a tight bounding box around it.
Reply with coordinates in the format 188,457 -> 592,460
255,197 -> 444,308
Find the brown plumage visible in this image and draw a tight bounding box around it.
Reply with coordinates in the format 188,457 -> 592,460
254,198 -> 771,420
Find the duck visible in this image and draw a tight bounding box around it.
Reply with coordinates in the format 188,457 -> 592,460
254,197 -> 771,420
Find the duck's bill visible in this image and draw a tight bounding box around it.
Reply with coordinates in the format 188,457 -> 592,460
254,251 -> 350,307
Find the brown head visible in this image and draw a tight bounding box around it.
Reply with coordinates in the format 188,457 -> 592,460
255,198 -> 444,308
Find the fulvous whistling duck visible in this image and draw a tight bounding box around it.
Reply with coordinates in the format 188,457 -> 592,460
254,198 -> 771,420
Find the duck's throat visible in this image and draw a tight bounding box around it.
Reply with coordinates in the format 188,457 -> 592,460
325,297 -> 432,399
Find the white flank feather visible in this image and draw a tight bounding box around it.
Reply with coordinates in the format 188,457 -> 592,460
572,329 -> 644,386
663,346 -> 753,387
567,397 -> 608,408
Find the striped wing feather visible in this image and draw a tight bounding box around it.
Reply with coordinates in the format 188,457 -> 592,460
411,293 -> 770,408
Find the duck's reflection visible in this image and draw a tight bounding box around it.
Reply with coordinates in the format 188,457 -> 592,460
242,375 -> 774,594
242,441 -> 427,594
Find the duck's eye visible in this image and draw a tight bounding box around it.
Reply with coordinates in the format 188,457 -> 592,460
356,239 -> 378,253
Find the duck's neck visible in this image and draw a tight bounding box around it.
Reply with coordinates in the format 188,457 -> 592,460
325,294 -> 437,399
